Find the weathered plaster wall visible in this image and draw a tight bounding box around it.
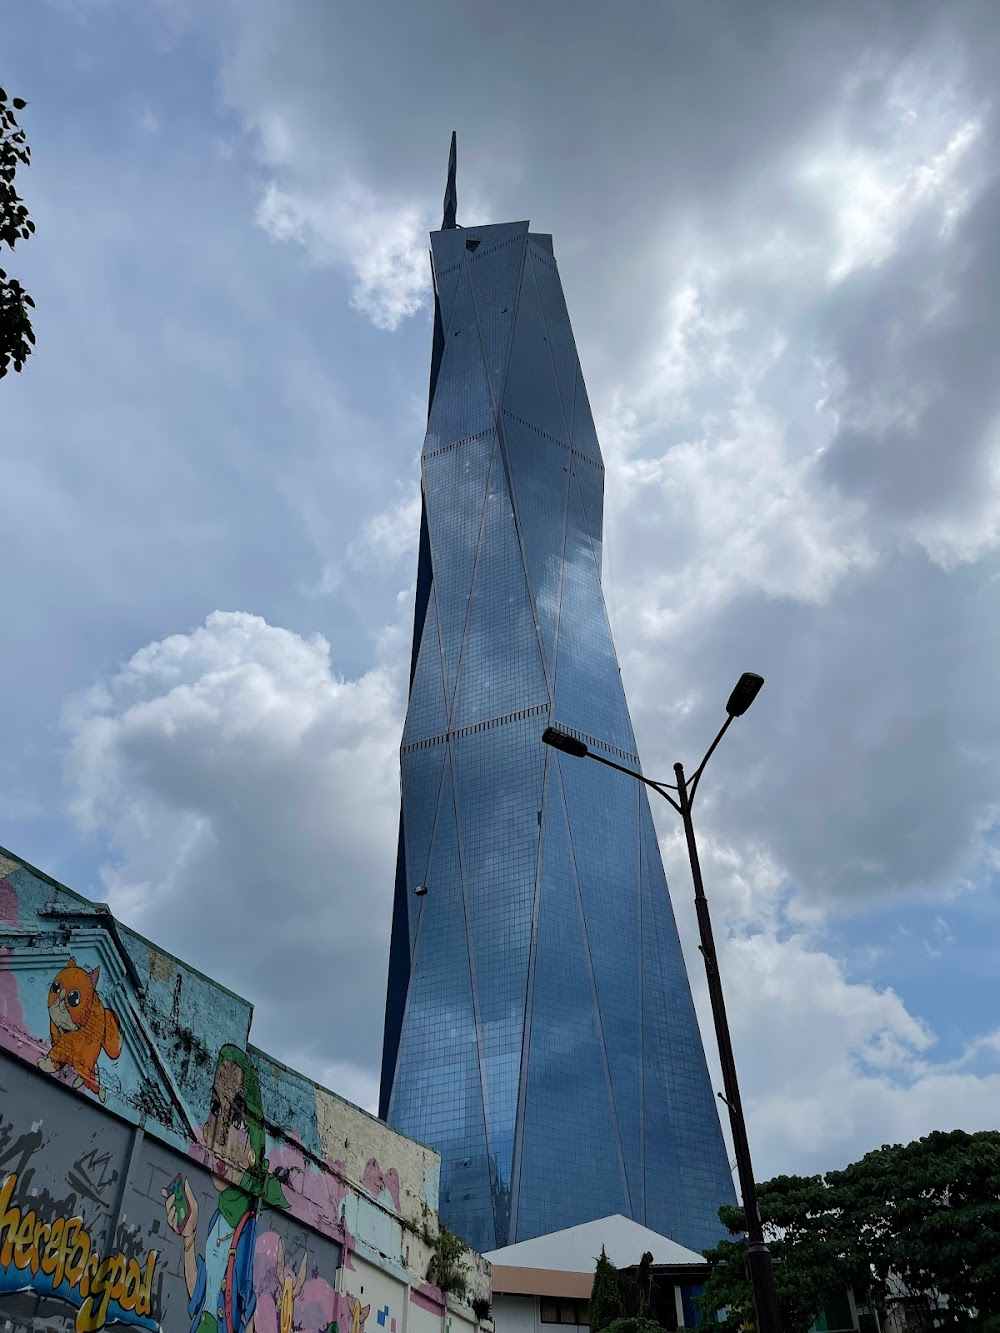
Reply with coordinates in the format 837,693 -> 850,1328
0,846 -> 490,1333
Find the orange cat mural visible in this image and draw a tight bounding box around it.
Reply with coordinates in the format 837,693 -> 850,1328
37,957 -> 122,1101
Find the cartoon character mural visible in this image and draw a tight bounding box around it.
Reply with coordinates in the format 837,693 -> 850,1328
164,1043 -> 290,1333
275,1239 -> 308,1333
0,855 -> 474,1333
37,958 -> 121,1101
253,1229 -> 351,1333
349,1292 -> 372,1333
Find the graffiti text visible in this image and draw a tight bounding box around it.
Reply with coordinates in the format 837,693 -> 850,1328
0,1172 -> 158,1332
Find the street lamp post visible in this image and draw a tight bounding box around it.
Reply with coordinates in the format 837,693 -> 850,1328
542,673 -> 781,1333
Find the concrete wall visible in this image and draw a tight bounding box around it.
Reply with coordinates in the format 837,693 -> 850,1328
0,846 -> 489,1333
493,1293 -> 542,1333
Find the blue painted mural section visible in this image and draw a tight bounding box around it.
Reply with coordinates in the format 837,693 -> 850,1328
0,844 -> 487,1333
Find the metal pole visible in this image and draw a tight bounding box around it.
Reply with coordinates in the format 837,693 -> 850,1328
674,760 -> 782,1333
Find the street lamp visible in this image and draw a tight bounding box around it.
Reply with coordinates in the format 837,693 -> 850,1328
541,672 -> 781,1333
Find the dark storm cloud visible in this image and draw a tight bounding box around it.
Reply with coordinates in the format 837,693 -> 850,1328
630,549 -> 1000,902
817,173 -> 1000,543
219,0 -> 997,357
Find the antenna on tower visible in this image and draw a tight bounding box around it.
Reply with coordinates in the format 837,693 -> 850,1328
442,131 -> 458,229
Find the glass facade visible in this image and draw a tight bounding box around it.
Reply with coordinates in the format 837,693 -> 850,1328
379,219 -> 736,1255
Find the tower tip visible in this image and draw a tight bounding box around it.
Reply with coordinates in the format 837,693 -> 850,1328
442,131 -> 458,229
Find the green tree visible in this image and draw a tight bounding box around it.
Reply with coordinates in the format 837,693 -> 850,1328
697,1130 -> 1000,1332
0,85 -> 35,378
699,1173 -> 867,1333
828,1129 -> 1000,1329
589,1247 -> 625,1333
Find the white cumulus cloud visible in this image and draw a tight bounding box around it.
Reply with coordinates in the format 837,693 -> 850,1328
64,611 -> 404,1080
256,179 -> 432,331
256,177 -> 432,330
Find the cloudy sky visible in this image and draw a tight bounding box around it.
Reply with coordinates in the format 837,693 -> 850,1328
4,0 -> 1000,1187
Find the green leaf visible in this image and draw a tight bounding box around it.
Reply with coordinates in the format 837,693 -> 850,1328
12,98 -> 26,110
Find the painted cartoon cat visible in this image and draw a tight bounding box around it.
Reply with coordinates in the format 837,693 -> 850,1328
37,957 -> 121,1102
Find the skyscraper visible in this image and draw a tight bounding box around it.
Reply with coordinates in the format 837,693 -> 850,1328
379,139 -> 736,1255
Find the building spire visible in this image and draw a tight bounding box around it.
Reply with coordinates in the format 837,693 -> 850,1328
442,131 -> 458,229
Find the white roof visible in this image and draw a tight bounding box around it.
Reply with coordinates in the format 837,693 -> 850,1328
484,1214 -> 706,1271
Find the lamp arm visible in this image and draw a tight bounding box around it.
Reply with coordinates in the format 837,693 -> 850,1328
584,749 -> 682,814
688,714 -> 734,805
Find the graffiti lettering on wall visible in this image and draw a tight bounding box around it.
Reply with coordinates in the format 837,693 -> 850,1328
0,1051 -> 354,1333
0,1173 -> 158,1332
0,859 -> 463,1333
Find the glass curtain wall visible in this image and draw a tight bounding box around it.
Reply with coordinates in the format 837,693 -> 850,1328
380,219 -> 736,1255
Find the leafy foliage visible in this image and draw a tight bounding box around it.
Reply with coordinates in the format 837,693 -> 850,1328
0,85 -> 35,378
700,1174 -> 866,1333
697,1130 -> 1000,1332
603,1318 -> 667,1333
427,1225 -> 469,1296
828,1129 -> 1000,1328
470,1296 -> 492,1323
589,1248 -> 625,1333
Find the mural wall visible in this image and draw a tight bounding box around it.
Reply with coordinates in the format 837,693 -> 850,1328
0,848 -> 491,1333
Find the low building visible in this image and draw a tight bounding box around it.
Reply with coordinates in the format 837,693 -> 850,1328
0,844 -> 490,1333
485,1214 -> 873,1333
485,1215 -> 711,1332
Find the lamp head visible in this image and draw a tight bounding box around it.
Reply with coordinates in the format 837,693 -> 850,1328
725,672 -> 764,718
541,727 -> 589,758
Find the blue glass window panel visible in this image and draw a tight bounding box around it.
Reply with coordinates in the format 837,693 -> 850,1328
555,476 -> 637,753
453,443 -> 547,728
573,457 -> 605,576
527,232 -> 554,255
468,229 -> 528,400
484,1047 -> 519,1245
639,801 -> 735,1251
434,257 -> 464,341
514,763 -> 630,1242
425,265 -> 496,452
502,258 -> 570,445
502,416 -> 571,678
430,231 -> 470,337
401,744 -> 448,951
402,594 -> 448,745
560,753 -> 643,1211
570,363 -> 603,465
423,431 -> 495,709
439,221 -> 528,255
530,247 -> 579,426
452,719 -> 545,1222
389,751 -> 495,1251
431,226 -> 472,274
